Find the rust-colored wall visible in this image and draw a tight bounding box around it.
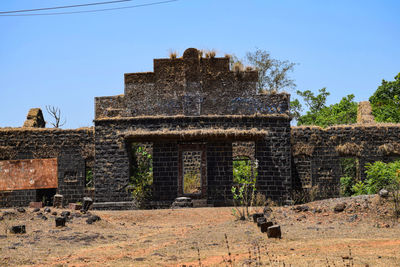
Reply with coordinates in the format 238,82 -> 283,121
0,158 -> 58,190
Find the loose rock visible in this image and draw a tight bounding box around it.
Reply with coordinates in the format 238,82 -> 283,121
10,225 -> 26,234
86,215 -> 101,224
55,217 -> 66,227
379,189 -> 389,198
17,207 -> 26,213
334,203 -> 346,213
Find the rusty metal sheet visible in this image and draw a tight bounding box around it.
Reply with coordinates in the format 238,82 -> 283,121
0,158 -> 58,190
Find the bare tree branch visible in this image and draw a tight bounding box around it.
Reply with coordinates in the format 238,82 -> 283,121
45,105 -> 66,128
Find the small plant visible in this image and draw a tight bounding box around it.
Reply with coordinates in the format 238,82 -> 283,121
169,51 -> 178,59
231,158 -> 258,220
205,50 -> 216,59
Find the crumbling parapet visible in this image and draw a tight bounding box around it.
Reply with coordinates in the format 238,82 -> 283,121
23,108 -> 46,128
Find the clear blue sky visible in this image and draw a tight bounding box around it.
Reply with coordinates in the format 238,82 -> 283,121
1,0 -> 399,128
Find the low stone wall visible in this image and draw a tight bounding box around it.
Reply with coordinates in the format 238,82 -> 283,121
291,124 -> 400,197
0,127 -> 94,206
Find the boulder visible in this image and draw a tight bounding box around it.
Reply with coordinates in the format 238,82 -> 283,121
267,225 -> 281,239
33,208 -> 40,212
10,225 -> 26,234
260,221 -> 274,233
44,207 -> 51,213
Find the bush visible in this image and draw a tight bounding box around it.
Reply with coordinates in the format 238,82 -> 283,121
130,144 -> 153,207
340,176 -> 356,196
364,160 -> 400,194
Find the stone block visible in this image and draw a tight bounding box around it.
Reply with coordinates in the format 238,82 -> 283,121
29,202 -> 43,209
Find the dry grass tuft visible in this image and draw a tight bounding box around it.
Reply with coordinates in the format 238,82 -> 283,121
169,50 -> 178,59
233,62 -> 244,73
204,50 -> 216,59
123,128 -> 269,141
378,143 -> 400,156
336,142 -> 362,156
292,142 -> 314,156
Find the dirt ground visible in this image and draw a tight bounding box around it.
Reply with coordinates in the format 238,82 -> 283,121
1,195 -> 400,267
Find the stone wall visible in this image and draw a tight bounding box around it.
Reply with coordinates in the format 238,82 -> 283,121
0,127 -> 94,206
291,124 -> 400,197
94,115 -> 291,205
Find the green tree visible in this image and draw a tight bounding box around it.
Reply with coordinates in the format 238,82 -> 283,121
369,73 -> 400,123
294,88 -> 357,127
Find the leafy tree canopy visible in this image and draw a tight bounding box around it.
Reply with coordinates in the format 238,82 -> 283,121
293,88 -> 357,128
369,73 -> 400,123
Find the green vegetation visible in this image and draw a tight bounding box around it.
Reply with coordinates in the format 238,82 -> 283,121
292,88 -> 358,127
231,158 -> 259,220
184,171 -> 201,194
369,73 -> 400,123
129,144 -> 153,207
340,160 -> 400,196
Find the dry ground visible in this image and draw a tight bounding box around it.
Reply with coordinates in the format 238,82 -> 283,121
1,195 -> 400,266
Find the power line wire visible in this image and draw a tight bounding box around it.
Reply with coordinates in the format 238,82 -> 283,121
0,0 -> 132,14
0,0 -> 178,16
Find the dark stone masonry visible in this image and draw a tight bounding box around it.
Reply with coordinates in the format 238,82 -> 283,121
1,48 -> 399,208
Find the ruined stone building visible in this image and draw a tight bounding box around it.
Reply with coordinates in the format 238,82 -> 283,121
1,48 -> 400,208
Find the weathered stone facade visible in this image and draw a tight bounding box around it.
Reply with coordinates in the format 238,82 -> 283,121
1,48 -> 400,208
94,48 -> 291,206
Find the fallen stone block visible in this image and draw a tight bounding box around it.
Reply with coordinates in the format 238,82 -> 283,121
252,213 -> 264,223
82,197 -> 93,211
53,194 -> 64,208
257,217 -> 266,227
29,202 -> 43,209
69,203 -> 82,211
10,225 -> 26,234
260,221 -> 274,233
267,225 -> 281,239
55,217 -> 66,227
171,197 -> 193,208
